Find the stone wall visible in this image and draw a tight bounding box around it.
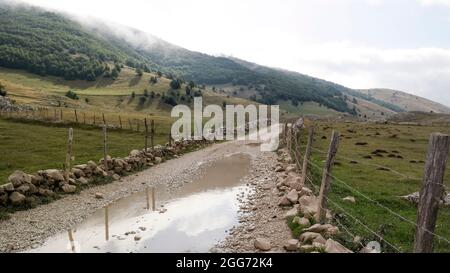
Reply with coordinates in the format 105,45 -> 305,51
0,139 -> 210,208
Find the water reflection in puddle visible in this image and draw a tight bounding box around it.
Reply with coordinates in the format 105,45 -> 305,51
29,153 -> 251,253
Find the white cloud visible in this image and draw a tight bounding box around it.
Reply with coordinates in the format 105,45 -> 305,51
277,43 -> 450,106
418,0 -> 450,7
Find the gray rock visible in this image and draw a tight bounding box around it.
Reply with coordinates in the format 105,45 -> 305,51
154,157 -> 162,164
38,188 -> 55,197
284,239 -> 299,251
286,189 -> 299,203
16,184 -> 30,194
77,177 -> 89,185
278,196 -> 291,206
325,239 -> 353,253
45,169 -> 65,181
254,238 -> 272,251
8,170 -> 31,187
3,183 -> 14,192
95,193 -> 104,199
9,191 -> 26,205
72,168 -> 85,178
62,184 -> 77,193
293,217 -> 311,228
129,150 -> 141,157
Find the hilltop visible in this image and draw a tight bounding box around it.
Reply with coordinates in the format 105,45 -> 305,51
358,88 -> 450,114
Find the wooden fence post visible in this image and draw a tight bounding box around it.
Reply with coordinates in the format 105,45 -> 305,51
294,130 -> 302,170
144,118 -> 149,151
103,125 -> 108,171
119,115 -> 122,129
93,113 -> 96,125
102,113 -> 106,125
300,127 -> 314,185
151,120 -> 155,149
74,109 -> 78,123
54,108 -> 57,121
128,119 -> 133,131
83,113 -> 86,125
317,130 -> 340,223
65,128 -> 74,173
413,133 -> 450,253
60,108 -> 63,121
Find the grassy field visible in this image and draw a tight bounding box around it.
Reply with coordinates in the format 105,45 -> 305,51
297,121 -> 450,252
0,118 -> 172,185
278,100 -> 338,117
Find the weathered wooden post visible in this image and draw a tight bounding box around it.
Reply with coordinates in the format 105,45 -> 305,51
65,128 -> 74,174
119,115 -> 122,129
128,119 -> 133,131
144,118 -> 149,151
103,125 -> 108,171
68,229 -> 76,252
317,130 -> 340,223
102,113 -> 106,125
83,112 -> 86,125
151,120 -> 155,149
286,124 -> 291,153
60,108 -> 63,121
413,133 -> 450,253
74,109 -> 78,123
300,127 -> 314,185
294,129 -> 302,170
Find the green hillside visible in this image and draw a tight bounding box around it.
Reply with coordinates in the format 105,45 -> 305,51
0,3 -> 357,114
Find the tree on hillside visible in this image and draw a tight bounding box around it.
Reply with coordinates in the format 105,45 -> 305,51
149,76 -> 157,84
170,79 -> 181,90
136,68 -> 143,77
353,98 -> 358,104
0,82 -> 6,97
185,85 -> 191,96
111,68 -> 119,80
65,90 -> 79,100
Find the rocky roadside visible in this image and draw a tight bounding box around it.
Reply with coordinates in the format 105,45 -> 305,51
217,147 -> 367,254
215,151 -> 292,253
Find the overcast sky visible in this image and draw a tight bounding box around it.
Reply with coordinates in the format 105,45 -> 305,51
14,0 -> 450,106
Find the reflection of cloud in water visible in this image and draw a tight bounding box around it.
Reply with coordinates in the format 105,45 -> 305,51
170,189 -> 238,237
29,185 -> 244,253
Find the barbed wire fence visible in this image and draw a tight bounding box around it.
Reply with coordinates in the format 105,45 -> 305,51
282,122 -> 450,253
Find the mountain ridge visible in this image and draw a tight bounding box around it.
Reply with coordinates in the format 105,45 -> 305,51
0,2 -> 448,117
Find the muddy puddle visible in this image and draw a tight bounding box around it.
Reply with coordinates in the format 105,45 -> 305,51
28,153 -> 252,253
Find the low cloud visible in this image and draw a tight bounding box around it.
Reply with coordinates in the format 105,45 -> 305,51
284,43 -> 450,107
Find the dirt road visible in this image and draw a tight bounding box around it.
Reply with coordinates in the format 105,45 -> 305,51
0,132 -> 291,253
